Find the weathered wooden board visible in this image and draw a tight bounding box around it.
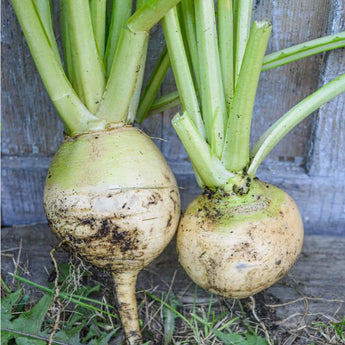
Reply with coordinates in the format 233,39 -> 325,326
1,0 -> 64,156
1,225 -> 345,327
307,3 -> 345,177
1,157 -> 50,225
251,0 -> 330,159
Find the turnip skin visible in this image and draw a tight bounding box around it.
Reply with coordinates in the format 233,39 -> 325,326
177,179 -> 303,298
44,126 -> 180,344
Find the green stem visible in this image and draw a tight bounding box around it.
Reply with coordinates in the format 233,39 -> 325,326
127,0 -> 182,33
98,0 -> 182,123
218,0 -> 234,113
263,31 -> 345,71
11,0 -> 105,135
179,0 -> 200,92
194,0 -> 226,158
60,1 -> 74,84
233,0 -> 253,85
147,91 -> 180,117
222,21 -> 272,172
33,0 -> 61,64
104,0 -> 132,77
136,46 -> 170,123
140,31 -> 345,116
248,73 -> 345,175
173,112 -> 233,188
162,8 -> 204,136
90,0 -> 107,59
96,28 -> 148,122
64,0 -> 105,114
127,37 -> 149,123
127,0 -> 151,121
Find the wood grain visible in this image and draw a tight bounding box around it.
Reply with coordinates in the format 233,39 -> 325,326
307,1 -> 345,177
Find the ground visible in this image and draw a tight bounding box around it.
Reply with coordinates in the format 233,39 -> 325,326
1,224 -> 345,344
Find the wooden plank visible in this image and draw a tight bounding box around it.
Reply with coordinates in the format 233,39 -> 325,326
250,0 -> 330,160
1,225 -> 344,324
1,157 -> 50,225
306,1 -> 345,177
1,0 -> 64,156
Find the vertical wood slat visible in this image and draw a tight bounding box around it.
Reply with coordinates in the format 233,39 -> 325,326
250,0 -> 330,160
1,0 -> 64,156
306,1 -> 345,177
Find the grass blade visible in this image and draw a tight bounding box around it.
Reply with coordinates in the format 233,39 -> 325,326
163,293 -> 180,345
9,273 -> 118,319
145,291 -> 193,329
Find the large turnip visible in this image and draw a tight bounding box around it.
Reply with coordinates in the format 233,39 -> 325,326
10,1 -> 182,343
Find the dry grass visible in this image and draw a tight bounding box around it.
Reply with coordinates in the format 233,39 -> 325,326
132,285 -> 345,344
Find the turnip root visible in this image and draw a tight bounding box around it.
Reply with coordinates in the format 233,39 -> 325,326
162,3 -> 345,301
10,0 -> 185,343
177,179 -> 303,298
44,126 -> 180,344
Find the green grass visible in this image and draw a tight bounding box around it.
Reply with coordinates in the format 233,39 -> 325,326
1,261 -> 268,344
1,261 -> 344,344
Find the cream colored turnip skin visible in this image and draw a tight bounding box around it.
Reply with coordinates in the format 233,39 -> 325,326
177,178 -> 304,298
44,126 -> 180,344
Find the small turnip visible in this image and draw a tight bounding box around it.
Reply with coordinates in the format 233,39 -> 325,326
162,1 -> 345,298
177,179 -> 303,298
